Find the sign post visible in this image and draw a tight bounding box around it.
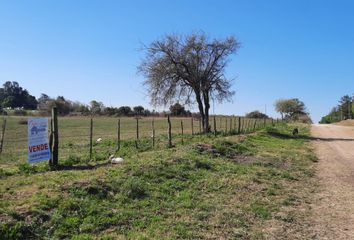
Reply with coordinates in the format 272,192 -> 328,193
28,118 -> 51,164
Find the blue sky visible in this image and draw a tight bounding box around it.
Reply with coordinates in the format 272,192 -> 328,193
0,0 -> 353,122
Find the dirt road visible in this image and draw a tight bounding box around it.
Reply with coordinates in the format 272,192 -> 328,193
311,124 -> 354,239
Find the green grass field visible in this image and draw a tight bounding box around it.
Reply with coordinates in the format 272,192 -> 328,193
0,122 -> 316,239
0,116 -> 273,166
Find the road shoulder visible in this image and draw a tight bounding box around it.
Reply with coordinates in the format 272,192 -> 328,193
310,124 -> 354,239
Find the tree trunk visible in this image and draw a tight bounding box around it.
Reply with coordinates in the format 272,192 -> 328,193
195,91 -> 206,133
202,91 -> 210,133
204,108 -> 209,133
194,89 -> 211,134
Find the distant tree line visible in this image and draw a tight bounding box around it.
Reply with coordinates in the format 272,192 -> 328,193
0,81 -> 195,117
0,81 -> 37,111
320,94 -> 353,123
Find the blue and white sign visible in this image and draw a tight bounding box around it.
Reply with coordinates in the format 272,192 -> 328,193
28,118 -> 51,164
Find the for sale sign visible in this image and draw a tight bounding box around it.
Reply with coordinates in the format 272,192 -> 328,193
28,118 -> 51,164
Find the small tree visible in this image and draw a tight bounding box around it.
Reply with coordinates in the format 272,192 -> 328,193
298,114 -> 313,124
117,106 -> 132,116
274,98 -> 307,121
245,110 -> 269,119
90,100 -> 104,116
38,94 -> 52,111
104,107 -> 118,116
139,33 -> 239,133
133,106 -> 145,116
78,104 -> 90,115
55,96 -> 71,115
169,103 -> 187,116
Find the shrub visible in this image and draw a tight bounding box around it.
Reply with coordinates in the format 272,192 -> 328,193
245,110 -> 269,119
123,178 -> 147,199
0,222 -> 36,239
17,164 -> 38,175
297,114 -> 313,124
13,109 -> 27,116
195,160 -> 212,170
18,119 -> 27,125
62,155 -> 82,166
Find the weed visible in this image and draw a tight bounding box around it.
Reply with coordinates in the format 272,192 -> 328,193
250,202 -> 272,219
123,177 -> 148,200
0,168 -> 14,178
62,155 -> 83,166
17,164 -> 38,175
17,119 -> 27,125
0,222 -> 35,240
194,159 -> 212,170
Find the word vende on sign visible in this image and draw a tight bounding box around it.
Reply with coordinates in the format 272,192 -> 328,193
28,118 -> 51,164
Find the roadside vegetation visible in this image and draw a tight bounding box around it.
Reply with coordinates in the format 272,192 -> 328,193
0,122 -> 316,239
320,94 -> 353,123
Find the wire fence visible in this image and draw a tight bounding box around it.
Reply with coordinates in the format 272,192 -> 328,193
0,115 -> 278,166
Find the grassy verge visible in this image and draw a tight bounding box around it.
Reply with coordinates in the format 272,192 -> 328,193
0,123 -> 316,239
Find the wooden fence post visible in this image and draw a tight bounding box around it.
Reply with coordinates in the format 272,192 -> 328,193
180,120 -> 184,144
229,117 -> 232,134
135,118 -> 139,149
225,118 -> 227,133
253,119 -> 257,131
191,118 -> 194,135
245,119 -> 249,133
152,118 -> 155,147
199,117 -> 202,134
89,117 -> 93,160
51,107 -> 59,166
263,118 -> 266,127
0,118 -> 7,154
117,119 -> 120,151
219,117 -> 221,129
49,118 -> 53,165
214,116 -> 217,136
167,115 -> 172,148
238,117 -> 241,134
241,117 -> 245,133
245,119 -> 249,132
240,117 -> 242,133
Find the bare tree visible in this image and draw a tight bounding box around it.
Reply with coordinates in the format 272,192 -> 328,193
139,33 -> 239,133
